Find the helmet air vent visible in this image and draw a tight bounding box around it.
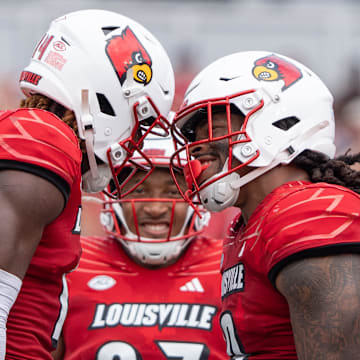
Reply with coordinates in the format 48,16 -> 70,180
219,76 -> 240,82
60,36 -> 70,46
96,93 -> 116,116
101,27 -> 120,35
272,116 -> 300,131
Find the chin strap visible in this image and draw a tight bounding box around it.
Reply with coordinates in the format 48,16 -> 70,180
0,270 -> 22,360
79,90 -> 112,193
230,157 -> 284,190
81,89 -> 99,179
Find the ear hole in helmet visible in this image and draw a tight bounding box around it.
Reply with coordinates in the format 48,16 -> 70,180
272,116 -> 300,131
96,93 -> 116,116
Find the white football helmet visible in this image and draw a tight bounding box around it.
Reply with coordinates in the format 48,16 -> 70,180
19,9 -> 175,195
100,134 -> 210,266
171,51 -> 335,212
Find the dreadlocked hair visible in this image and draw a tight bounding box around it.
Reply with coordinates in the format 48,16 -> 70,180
293,149 -> 360,194
20,95 -> 86,154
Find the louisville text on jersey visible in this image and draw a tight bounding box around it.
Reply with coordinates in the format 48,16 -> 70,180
90,303 -> 217,331
221,262 -> 245,299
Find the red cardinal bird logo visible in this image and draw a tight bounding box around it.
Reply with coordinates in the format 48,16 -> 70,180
105,26 -> 152,86
252,54 -> 302,91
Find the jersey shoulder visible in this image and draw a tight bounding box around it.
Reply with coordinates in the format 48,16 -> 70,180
0,108 -> 79,147
258,182 -> 360,277
264,181 -> 360,226
0,108 -> 81,185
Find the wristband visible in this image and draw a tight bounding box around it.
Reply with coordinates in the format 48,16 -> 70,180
0,269 -> 22,360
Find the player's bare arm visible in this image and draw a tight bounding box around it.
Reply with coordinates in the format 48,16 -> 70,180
276,254 -> 360,360
0,170 -> 64,279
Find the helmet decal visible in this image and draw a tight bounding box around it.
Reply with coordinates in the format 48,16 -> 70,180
252,54 -> 303,91
44,50 -> 67,71
32,34 -> 54,60
53,40 -> 67,52
19,71 -> 42,86
106,26 -> 153,86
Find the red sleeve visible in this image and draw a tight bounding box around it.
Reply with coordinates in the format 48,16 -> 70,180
0,108 -> 81,198
261,184 -> 360,283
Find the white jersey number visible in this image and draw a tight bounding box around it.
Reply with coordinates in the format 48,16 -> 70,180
220,311 -> 249,359
96,340 -> 209,360
96,341 -> 140,359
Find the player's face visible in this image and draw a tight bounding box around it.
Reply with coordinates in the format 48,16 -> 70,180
189,111 -> 246,185
121,168 -> 189,239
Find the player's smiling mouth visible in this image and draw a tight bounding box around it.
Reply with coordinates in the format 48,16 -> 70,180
140,222 -> 170,238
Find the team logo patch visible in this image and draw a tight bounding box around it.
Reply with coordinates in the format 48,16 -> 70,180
252,54 -> 303,91
105,26 -> 152,86
88,275 -> 116,291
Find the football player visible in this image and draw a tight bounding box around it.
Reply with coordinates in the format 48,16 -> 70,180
170,51 -> 360,359
0,9 -> 174,359
52,135 -> 227,359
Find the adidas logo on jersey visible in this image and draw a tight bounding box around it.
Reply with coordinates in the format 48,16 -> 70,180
179,277 -> 204,293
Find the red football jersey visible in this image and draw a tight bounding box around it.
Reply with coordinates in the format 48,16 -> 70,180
0,109 -> 83,359
62,235 -> 228,359
220,181 -> 360,359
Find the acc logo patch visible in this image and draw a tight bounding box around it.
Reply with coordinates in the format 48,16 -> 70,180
252,54 -> 303,91
88,275 -> 116,291
106,26 -> 152,86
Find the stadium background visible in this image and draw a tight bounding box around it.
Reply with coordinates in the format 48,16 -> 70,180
1,0 -> 359,237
